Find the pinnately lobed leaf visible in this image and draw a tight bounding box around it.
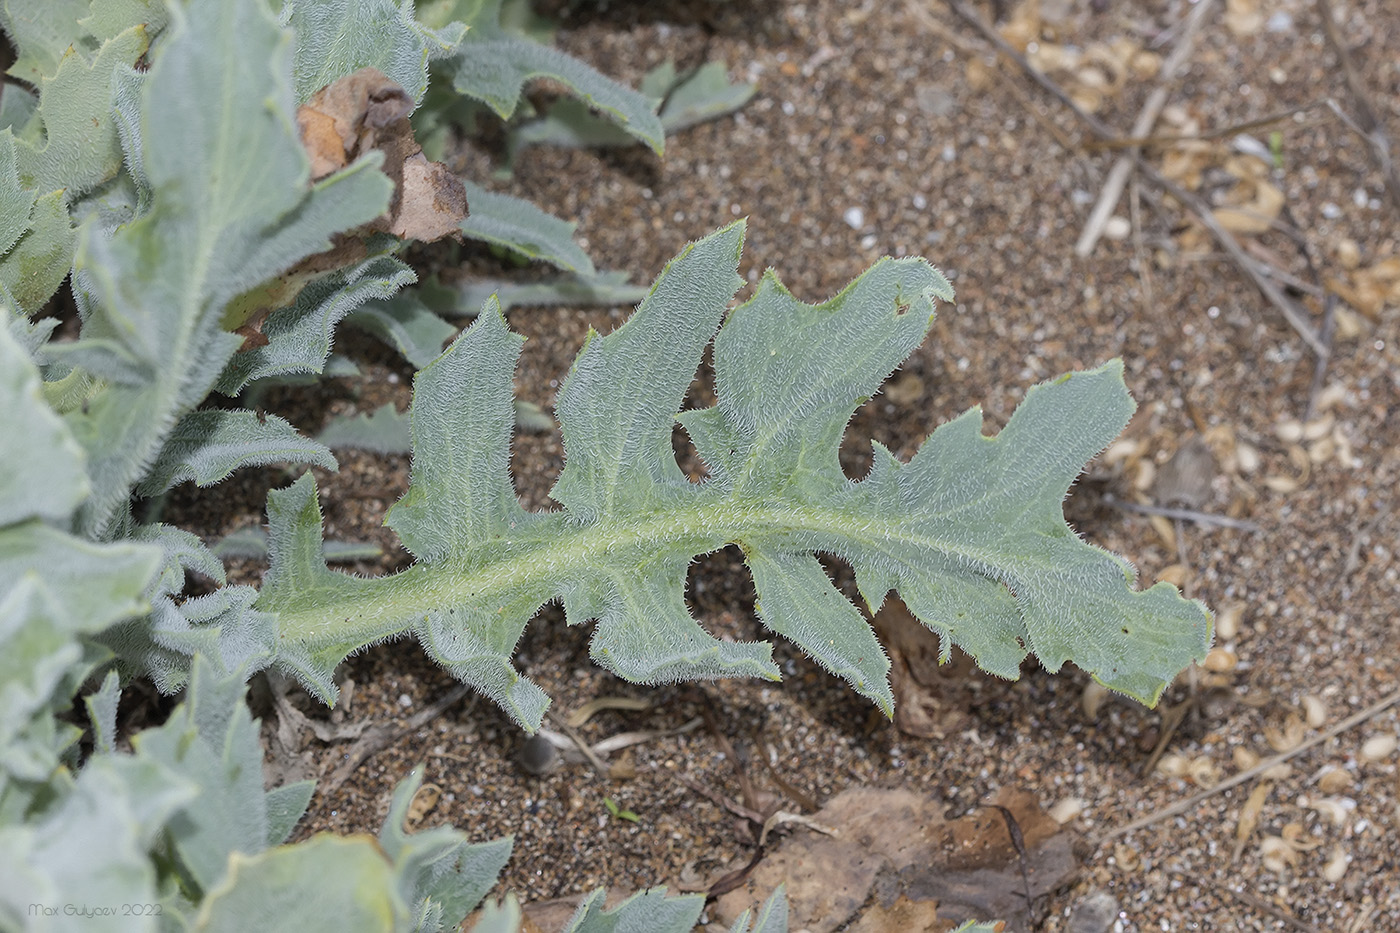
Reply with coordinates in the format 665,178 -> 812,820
259,221 -> 1212,730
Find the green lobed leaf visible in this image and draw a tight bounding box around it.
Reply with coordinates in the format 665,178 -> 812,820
445,26 -> 663,153
283,0 -> 467,105
658,60 -> 757,133
0,753 -> 197,933
193,835 -> 408,932
348,289 -> 459,368
217,254 -> 416,394
0,129 -> 36,257
0,80 -> 38,132
508,59 -> 755,156
458,179 -> 596,275
379,766 -> 514,930
454,270 -> 648,315
129,656 -> 276,891
561,887 -> 704,933
136,409 -> 338,496
0,0 -> 92,84
210,524 -> 384,564
80,0 -> 171,42
65,0 -> 394,536
258,223 -> 1211,730
317,402 -> 413,453
13,24 -> 151,200
0,186 -> 74,314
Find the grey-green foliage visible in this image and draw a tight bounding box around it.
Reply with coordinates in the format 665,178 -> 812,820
0,0 -> 176,313
434,0 -> 663,153
61,0 -> 392,540
257,222 -> 1211,733
282,0 -> 467,105
507,58 -> 755,160
0,340 -> 524,929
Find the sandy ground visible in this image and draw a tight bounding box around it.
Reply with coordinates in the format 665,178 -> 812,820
167,0 -> 1400,929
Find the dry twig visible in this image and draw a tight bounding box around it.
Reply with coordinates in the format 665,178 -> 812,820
1213,881 -> 1322,933
1094,687 -> 1400,845
544,708 -> 611,778
940,0 -> 1329,360
1316,0 -> 1400,218
322,685 -> 470,794
1076,0 -> 1217,257
1100,494 -> 1260,531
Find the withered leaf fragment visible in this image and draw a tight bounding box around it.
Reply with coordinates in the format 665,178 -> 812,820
230,69 -> 468,349
296,67 -> 466,243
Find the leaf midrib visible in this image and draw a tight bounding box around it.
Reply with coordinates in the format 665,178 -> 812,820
267,492 -> 1044,650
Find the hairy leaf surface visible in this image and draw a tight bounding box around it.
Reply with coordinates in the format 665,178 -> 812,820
258,223 -> 1210,729
282,0 -> 466,105
458,178 -> 595,274
348,289 -> 459,368
442,0 -> 663,153
63,0 -> 393,536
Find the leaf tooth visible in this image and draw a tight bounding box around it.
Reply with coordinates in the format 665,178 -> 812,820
589,558 -> 778,685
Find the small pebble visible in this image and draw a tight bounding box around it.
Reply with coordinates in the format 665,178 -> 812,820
1068,889 -> 1119,933
842,206 -> 865,229
1360,733 -> 1397,762
1102,215 -> 1131,240
517,734 -> 561,775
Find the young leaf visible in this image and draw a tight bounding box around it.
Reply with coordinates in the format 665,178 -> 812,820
283,0 -> 467,105
317,402 -> 413,453
259,223 -> 1210,730
137,409 -> 337,496
347,289 -> 459,368
83,670 -> 123,756
379,765 -> 514,930
458,179 -> 596,274
442,0 -> 663,154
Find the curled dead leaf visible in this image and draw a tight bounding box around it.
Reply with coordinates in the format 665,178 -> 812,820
1360,733 -> 1397,762
1265,713 -> 1306,753
296,67 -> 467,244
1322,846 -> 1350,883
1301,695 -> 1327,729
